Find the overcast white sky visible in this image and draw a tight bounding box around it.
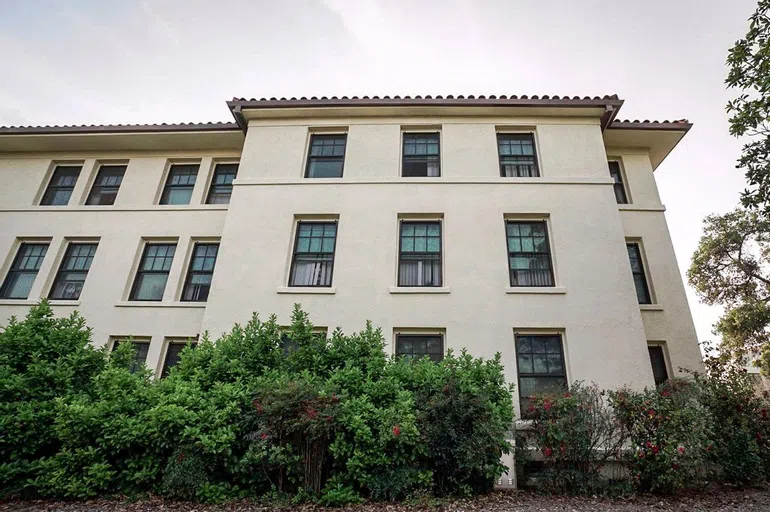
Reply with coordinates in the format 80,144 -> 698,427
0,0 -> 759,346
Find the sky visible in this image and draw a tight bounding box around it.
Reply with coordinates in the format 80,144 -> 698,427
0,0 -> 759,347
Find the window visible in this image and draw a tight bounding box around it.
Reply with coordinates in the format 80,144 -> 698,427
608,161 -> 628,204
627,243 -> 651,304
648,345 -> 669,386
130,243 -> 176,301
498,134 -> 539,177
161,340 -> 197,377
111,339 -> 150,374
305,134 -> 347,178
160,164 -> 198,205
181,243 -> 219,301
49,243 -> 97,300
289,222 -> 337,287
0,243 -> 48,299
40,165 -> 81,205
86,165 -> 126,205
506,221 -> 554,287
281,330 -> 327,354
206,163 -> 238,204
402,133 -> 440,177
398,221 -> 442,287
516,334 -> 567,417
396,334 -> 443,362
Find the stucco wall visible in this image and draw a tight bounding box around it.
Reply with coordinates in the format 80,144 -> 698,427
0,116 -> 703,412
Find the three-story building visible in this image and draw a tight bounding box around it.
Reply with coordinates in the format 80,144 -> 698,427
0,95 -> 703,418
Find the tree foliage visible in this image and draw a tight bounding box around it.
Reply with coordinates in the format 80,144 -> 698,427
688,208 -> 770,373
727,0 -> 770,208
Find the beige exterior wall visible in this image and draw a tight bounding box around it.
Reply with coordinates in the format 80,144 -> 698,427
0,113 -> 703,415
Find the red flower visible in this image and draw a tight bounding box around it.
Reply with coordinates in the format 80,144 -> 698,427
544,400 -> 552,411
252,399 -> 263,413
652,445 -> 659,454
645,441 -> 652,448
737,405 -> 744,413
706,444 -> 713,452
260,433 -> 268,440
544,447 -> 553,458
757,432 -> 763,441
392,425 -> 401,437
672,463 -> 680,470
677,446 -> 685,454
527,405 -> 535,413
306,408 -> 318,419
647,409 -> 655,416
661,389 -> 671,397
563,392 -> 572,398
177,452 -> 186,462
761,409 -> 768,418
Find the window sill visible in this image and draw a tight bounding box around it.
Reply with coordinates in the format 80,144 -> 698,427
640,304 -> 664,311
0,299 -> 39,306
115,301 -> 207,308
506,287 -> 566,294
276,287 -> 337,294
389,286 -> 450,294
48,300 -> 81,307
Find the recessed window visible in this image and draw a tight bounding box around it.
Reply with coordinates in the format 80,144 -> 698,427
182,243 -> 219,302
648,344 -> 669,386
111,338 -> 150,374
627,243 -> 651,304
398,221 -> 442,287
498,134 -> 539,177
396,334 -> 444,362
49,243 -> 97,300
289,222 -> 337,287
160,164 -> 198,205
506,221 -> 554,287
281,329 -> 327,354
40,165 -> 81,205
608,161 -> 628,204
516,334 -> 567,417
0,243 -> 49,299
306,134 -> 347,178
130,243 -> 176,301
161,339 -> 198,377
206,163 -> 238,204
402,133 -> 440,177
86,165 -> 126,205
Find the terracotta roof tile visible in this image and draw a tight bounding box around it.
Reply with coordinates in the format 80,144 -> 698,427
0,121 -> 239,135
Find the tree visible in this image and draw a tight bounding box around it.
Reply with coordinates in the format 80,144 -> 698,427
726,0 -> 770,209
688,208 -> 770,374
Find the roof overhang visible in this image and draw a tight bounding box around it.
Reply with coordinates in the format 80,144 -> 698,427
0,123 -> 244,153
228,95 -> 625,131
603,121 -> 692,170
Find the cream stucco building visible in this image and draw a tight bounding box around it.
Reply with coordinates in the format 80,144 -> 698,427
0,95 -> 702,416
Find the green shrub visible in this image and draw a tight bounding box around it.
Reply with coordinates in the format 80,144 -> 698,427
610,380 -> 714,493
523,383 -> 628,494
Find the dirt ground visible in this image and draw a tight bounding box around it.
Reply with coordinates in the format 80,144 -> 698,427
2,486 -> 770,512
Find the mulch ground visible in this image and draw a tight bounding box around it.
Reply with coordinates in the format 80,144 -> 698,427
2,486 -> 770,511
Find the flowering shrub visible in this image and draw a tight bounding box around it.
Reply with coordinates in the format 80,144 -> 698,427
0,302 -> 514,503
522,383 -> 628,494
610,380 -> 714,493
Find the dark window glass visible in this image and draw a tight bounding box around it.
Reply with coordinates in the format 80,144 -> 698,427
627,243 -> 651,304
86,165 -> 126,205
402,133 -> 440,177
161,341 -> 197,377
49,243 -> 97,300
112,339 -> 150,374
160,164 -> 198,205
130,244 -> 176,301
306,135 -> 347,178
498,134 -> 539,177
648,345 -> 669,386
399,221 -> 442,286
280,331 -> 327,354
516,334 -> 568,417
608,161 -> 628,204
289,222 -> 337,287
396,334 -> 444,362
41,166 -> 81,205
206,163 -> 238,204
506,221 -> 554,287
182,243 -> 219,302
0,243 -> 48,299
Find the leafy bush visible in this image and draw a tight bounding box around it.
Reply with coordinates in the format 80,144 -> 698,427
522,383 -> 628,494
0,302 -> 515,503
610,380 -> 714,493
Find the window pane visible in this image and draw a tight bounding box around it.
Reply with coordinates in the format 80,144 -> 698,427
1,272 -> 36,299
648,346 -> 669,386
132,273 -> 168,301
41,166 -> 81,205
163,187 -> 193,205
308,160 -> 343,178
